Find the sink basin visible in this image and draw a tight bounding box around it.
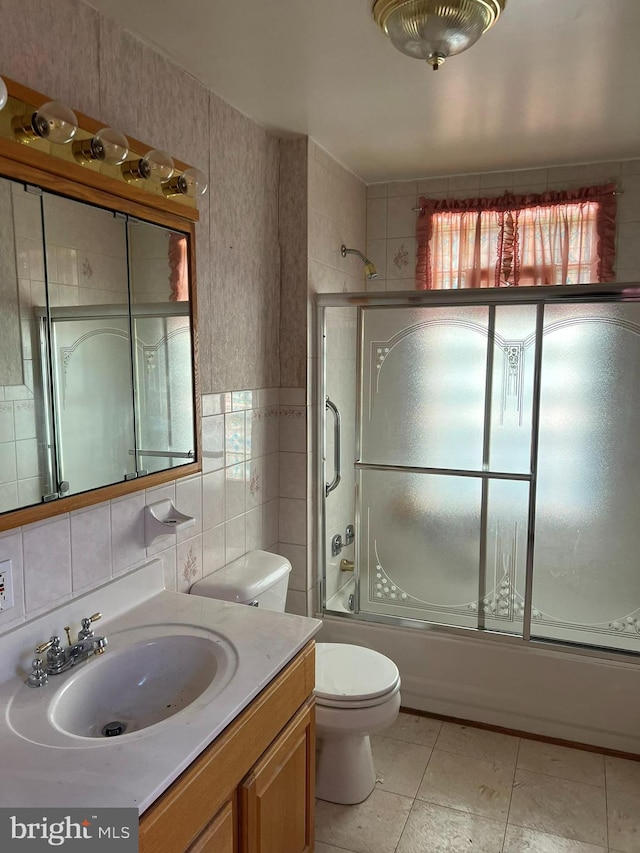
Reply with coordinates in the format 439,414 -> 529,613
8,626 -> 237,747
51,634 -> 222,738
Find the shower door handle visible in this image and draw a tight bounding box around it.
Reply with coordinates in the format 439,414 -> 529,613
325,396 -> 341,496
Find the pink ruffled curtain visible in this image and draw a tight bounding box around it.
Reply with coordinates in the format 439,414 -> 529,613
168,233 -> 189,301
415,183 -> 617,290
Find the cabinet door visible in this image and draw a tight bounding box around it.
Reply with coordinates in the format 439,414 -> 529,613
240,700 -> 315,853
188,798 -> 235,853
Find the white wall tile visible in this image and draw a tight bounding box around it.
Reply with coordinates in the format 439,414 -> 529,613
262,499 -> 279,550
285,588 -> 307,616
386,238 -> 417,280
367,183 -> 388,199
202,470 -> 225,530
246,506 -> 263,551
417,177 -> 449,195
225,464 -> 246,520
110,492 -> 145,576
367,198 -> 388,241
277,542 -> 308,592
279,452 -> 306,500
387,196 -> 418,240
388,180 -> 418,197
176,534 -> 202,593
280,408 -> 306,453
176,474 -> 203,543
246,457 -> 263,510
202,524 -> 225,575
279,498 -> 306,545
225,411 -> 246,464
225,515 -> 246,564
23,515 -> 71,615
70,503 -> 111,592
202,415 -> 225,473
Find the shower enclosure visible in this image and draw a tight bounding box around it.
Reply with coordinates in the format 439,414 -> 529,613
318,283 -> 640,658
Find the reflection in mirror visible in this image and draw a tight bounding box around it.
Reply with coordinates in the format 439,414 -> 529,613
0,175 -> 197,518
127,220 -> 195,474
41,192 -> 136,497
0,180 -> 52,513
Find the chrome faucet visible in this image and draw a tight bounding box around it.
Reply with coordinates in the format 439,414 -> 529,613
27,612 -> 108,687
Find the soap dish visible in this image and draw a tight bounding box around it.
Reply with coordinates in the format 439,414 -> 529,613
145,499 -> 196,545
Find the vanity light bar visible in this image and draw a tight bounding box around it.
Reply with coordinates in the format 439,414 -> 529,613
0,77 -> 207,210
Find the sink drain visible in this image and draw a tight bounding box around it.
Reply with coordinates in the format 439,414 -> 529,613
102,721 -> 127,737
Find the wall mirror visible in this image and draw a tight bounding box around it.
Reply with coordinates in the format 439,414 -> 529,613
0,79 -> 201,531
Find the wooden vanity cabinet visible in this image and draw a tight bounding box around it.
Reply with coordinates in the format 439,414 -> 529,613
139,641 -> 316,853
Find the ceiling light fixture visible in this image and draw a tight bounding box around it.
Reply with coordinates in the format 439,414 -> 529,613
372,0 -> 507,71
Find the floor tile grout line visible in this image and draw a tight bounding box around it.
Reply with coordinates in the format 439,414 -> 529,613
502,736 -> 522,850
410,792 -> 510,826
426,743 -> 520,768
604,763 -> 610,851
513,763 -> 608,789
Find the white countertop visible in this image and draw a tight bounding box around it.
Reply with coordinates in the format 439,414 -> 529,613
0,562 -> 321,812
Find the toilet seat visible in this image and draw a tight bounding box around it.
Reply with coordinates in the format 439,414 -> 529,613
315,643 -> 400,708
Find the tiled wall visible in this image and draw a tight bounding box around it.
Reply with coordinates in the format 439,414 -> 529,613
366,159 -> 640,291
274,141 -> 368,616
0,387 -> 316,635
0,0 -> 286,638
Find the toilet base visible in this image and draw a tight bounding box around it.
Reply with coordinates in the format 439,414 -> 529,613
316,734 -> 376,804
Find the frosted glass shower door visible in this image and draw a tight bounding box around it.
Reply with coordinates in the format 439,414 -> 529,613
357,305 -> 533,632
531,303 -> 640,653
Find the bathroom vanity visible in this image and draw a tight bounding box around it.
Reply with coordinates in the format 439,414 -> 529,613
0,561 -> 321,852
139,641 -> 315,853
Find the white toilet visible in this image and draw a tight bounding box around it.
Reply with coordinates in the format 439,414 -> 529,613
190,550 -> 401,805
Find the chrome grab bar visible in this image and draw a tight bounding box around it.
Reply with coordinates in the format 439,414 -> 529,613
325,396 -> 341,496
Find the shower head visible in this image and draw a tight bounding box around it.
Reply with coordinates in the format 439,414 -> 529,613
341,244 -> 378,280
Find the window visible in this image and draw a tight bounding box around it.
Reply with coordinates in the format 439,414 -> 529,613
415,184 -> 617,290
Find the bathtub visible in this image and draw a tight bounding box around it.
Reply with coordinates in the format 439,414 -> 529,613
319,579 -> 640,754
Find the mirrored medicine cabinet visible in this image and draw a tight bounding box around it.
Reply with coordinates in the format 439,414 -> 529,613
0,79 -> 201,531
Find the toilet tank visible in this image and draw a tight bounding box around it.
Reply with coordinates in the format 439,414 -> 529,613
190,550 -> 291,612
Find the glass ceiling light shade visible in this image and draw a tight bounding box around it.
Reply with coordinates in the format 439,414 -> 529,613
12,100 -> 78,143
0,77 -> 8,111
372,0 -> 507,70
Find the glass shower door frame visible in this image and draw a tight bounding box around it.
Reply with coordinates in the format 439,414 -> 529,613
317,282 -> 640,664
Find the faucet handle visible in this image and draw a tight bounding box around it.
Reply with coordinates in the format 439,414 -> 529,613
26,657 -> 48,688
78,612 -> 102,640
35,636 -> 57,655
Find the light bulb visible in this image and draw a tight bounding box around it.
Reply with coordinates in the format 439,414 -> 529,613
143,149 -> 175,183
162,166 -> 208,199
0,77 -> 8,111
121,148 -> 174,183
35,101 -> 77,143
13,100 -> 78,144
182,167 -> 208,198
73,127 -> 129,165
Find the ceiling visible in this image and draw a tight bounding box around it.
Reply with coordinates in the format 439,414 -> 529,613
86,0 -> 640,183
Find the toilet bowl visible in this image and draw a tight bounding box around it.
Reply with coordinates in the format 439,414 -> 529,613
314,642 -> 401,805
189,551 -> 401,806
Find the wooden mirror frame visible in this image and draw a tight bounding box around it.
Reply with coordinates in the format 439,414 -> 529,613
0,78 -> 202,532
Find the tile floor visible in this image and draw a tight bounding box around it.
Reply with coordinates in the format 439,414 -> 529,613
315,713 -> 640,853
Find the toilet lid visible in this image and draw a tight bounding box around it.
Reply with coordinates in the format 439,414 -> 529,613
315,643 -> 400,703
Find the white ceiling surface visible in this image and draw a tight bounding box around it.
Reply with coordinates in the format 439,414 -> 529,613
87,0 -> 640,183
